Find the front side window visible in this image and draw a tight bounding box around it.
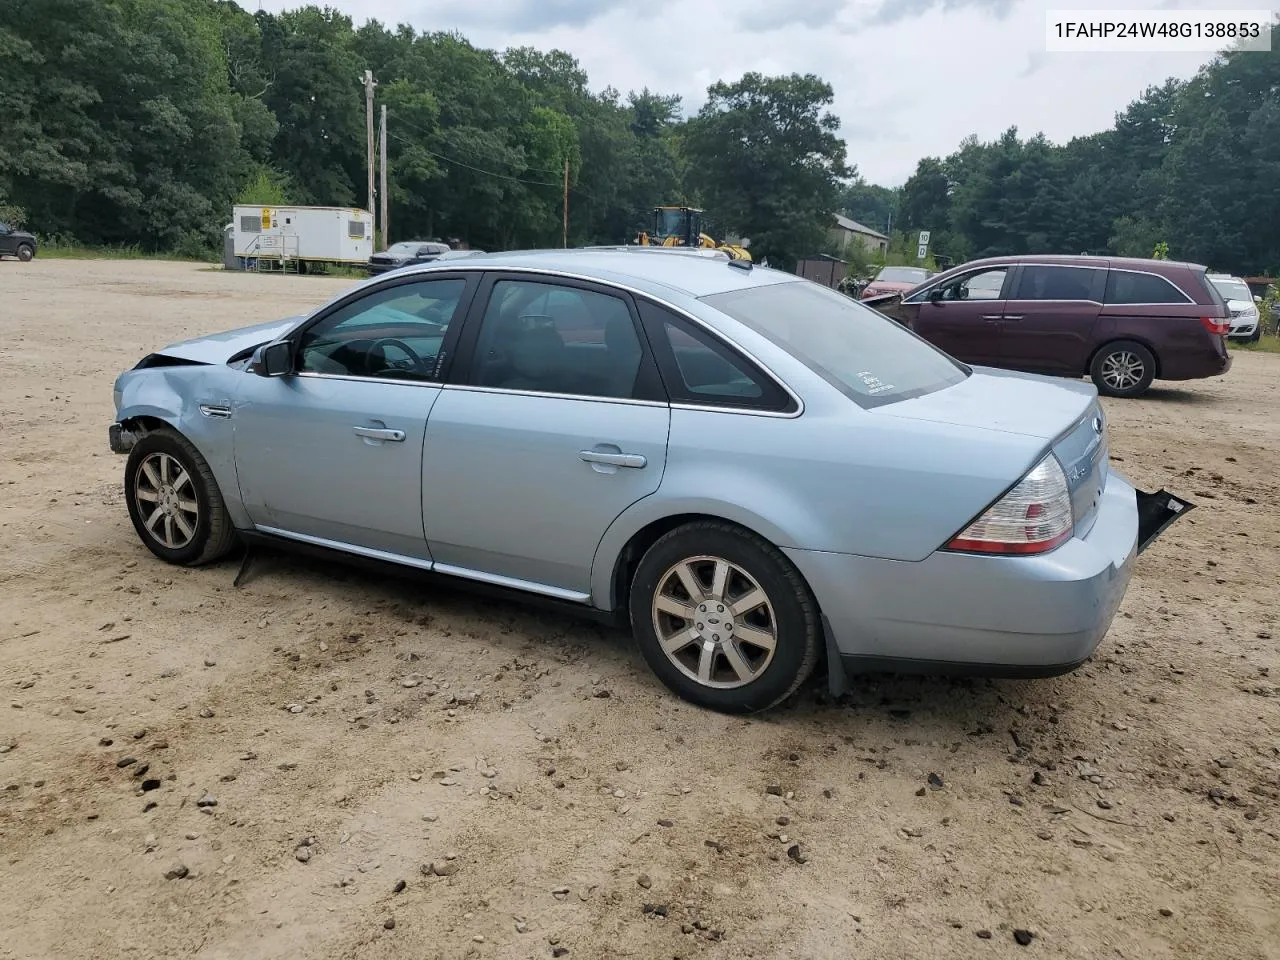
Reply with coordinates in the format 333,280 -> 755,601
1104,270 -> 1192,305
1012,265 -> 1104,301
298,278 -> 466,380
470,280 -> 644,399
703,280 -> 968,408
932,267 -> 1009,302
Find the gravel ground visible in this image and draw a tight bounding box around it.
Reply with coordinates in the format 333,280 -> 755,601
1,259 -> 1277,960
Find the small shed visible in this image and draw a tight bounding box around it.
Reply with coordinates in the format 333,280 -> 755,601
796,254 -> 847,289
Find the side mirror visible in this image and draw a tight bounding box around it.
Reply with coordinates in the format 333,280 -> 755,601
1255,295 -> 1263,303
251,341 -> 293,377
928,287 -> 945,302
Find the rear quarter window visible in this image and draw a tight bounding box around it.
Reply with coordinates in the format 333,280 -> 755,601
701,280 -> 969,409
1104,270 -> 1193,305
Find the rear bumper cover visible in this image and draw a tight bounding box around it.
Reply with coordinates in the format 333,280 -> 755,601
787,470 -> 1182,678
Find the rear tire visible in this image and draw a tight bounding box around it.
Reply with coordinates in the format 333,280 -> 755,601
1090,340 -> 1155,398
16,244 -> 34,262
628,521 -> 820,714
124,427 -> 238,566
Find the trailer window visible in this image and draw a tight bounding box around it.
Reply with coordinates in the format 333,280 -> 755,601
348,220 -> 366,239
240,216 -> 261,233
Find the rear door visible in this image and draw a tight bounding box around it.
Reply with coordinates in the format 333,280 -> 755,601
420,273 -> 670,598
905,264 -> 1012,366
999,263 -> 1106,375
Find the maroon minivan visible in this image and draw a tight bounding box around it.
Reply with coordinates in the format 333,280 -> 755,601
891,255 -> 1231,398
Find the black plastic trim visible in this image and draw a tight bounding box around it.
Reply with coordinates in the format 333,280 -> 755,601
839,653 -> 1089,680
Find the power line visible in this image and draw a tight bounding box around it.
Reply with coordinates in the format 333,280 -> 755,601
389,111 -> 573,180
387,131 -> 564,187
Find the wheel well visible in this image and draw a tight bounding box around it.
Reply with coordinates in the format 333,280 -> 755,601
609,513 -> 814,618
1087,338 -> 1161,379
121,415 -> 172,435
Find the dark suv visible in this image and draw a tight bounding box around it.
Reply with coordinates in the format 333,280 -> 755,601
0,222 -> 37,261
892,255 -> 1231,397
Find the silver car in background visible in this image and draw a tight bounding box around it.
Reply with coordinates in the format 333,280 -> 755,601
109,249 -> 1190,713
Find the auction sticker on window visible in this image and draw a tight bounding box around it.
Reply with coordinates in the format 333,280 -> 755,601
1046,9 -> 1272,52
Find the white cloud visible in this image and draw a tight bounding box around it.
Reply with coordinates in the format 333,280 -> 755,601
240,0 -> 1228,185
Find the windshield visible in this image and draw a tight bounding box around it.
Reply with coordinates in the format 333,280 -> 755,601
387,242 -> 419,255
876,266 -> 930,284
1211,278 -> 1252,302
701,280 -> 968,408
654,208 -> 692,240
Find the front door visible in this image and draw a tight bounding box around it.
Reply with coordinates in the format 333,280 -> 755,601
907,265 -> 1011,366
421,275 -> 670,597
232,274 -> 474,561
998,263 -> 1106,376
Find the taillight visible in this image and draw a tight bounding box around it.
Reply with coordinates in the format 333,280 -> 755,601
1199,316 -> 1229,336
944,455 -> 1073,555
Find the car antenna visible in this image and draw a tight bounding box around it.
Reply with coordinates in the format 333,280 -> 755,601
727,258 -> 752,271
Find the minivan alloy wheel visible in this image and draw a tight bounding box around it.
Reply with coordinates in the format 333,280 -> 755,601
133,451 -> 199,549
1099,350 -> 1145,391
651,555 -> 778,688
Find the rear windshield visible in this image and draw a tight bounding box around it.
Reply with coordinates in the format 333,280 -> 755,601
877,266 -> 930,284
701,280 -> 968,408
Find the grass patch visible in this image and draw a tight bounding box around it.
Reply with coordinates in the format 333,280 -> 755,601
36,243 -> 216,263
1233,335 -> 1280,354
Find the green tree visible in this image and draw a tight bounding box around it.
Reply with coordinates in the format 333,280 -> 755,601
683,72 -> 850,268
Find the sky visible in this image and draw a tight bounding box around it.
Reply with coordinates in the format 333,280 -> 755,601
238,0 -> 1232,186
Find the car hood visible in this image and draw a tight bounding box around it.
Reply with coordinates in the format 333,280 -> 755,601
874,366 -> 1095,441
153,317 -> 303,364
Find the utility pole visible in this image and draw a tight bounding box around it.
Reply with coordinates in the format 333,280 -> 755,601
379,104 -> 388,251
362,70 -> 377,216
562,156 -> 569,249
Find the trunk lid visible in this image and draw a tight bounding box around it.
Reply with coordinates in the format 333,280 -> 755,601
875,367 -> 1108,531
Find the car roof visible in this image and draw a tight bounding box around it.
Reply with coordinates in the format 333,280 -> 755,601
947,253 -> 1207,273
392,247 -> 799,298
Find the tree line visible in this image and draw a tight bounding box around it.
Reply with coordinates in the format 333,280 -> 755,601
843,23 -> 1280,277
2,2 -> 1275,276
0,0 -> 847,268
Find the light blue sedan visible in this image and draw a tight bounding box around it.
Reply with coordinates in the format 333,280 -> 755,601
109,249 -> 1191,713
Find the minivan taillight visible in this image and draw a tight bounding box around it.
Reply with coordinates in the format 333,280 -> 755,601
944,455 -> 1073,555
1199,316 -> 1229,336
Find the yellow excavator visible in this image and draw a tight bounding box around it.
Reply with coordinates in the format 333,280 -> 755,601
635,205 -> 752,261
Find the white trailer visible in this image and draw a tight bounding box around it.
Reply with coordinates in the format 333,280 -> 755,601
232,205 -> 374,268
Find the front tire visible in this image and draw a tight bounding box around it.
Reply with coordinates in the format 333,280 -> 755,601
628,521 -> 820,714
1090,340 -> 1155,398
16,244 -> 34,262
124,427 -> 237,565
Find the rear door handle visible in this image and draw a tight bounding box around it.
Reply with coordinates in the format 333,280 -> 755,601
1001,315 -> 1023,322
980,314 -> 1004,321
579,450 -> 647,469
353,426 -> 405,442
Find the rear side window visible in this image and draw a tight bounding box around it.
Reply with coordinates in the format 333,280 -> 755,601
702,280 -> 968,409
1105,270 -> 1192,305
1012,265 -> 1104,301
637,299 -> 792,411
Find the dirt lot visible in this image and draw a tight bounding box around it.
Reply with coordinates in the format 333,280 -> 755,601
1,259 -> 1277,960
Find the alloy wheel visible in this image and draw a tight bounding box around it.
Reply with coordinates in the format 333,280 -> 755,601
133,452 -> 199,549
650,555 -> 778,689
1100,350 -> 1144,391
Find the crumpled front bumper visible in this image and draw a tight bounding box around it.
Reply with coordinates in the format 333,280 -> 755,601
108,422 -> 142,454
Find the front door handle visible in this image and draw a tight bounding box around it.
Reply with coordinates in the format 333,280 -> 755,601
1001,315 -> 1023,322
980,314 -> 1004,321
353,426 -> 405,442
579,449 -> 647,469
